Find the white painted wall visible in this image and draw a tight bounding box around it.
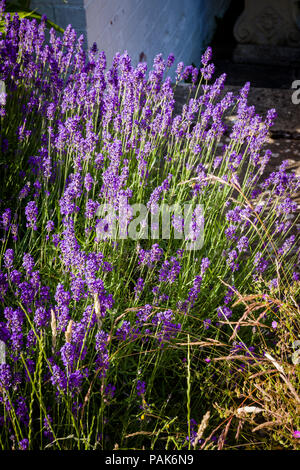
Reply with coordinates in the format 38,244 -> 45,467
31,0 -> 231,76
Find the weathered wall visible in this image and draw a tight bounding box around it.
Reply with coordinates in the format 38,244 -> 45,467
31,0 -> 231,74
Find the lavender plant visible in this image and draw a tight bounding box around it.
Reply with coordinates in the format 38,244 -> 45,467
0,2 -> 299,450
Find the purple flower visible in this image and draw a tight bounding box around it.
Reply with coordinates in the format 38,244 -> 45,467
265,108 -> 277,127
95,330 -> 110,378
186,418 -> 200,446
55,283 -> 71,331
46,220 -> 54,233
176,61 -> 184,79
152,309 -> 181,343
105,383 -> 116,399
237,236 -> 249,253
19,183 -> 31,200
278,235 -> 295,256
179,275 -> 203,313
138,243 -> 163,268
4,306 -> 24,356
217,306 -> 232,319
136,380 -> 146,396
26,329 -> 37,351
0,364 -> 12,389
47,102 -> 56,120
185,205 -> 204,245
201,63 -> 215,80
201,258 -> 210,275
52,234 -> 60,247
277,197 -> 297,216
19,439 -> 29,450
224,286 -> 235,305
166,53 -> 175,68
226,250 -> 239,272
22,253 -> 35,274
203,318 -> 211,329
18,281 -> 35,306
85,199 -> 99,219
1,208 -> 11,231
136,305 -> 152,324
11,223 -> 18,241
147,174 -> 172,215
213,156 -> 222,169
293,272 -> 299,282
134,277 -> 144,299
3,249 -> 14,269
225,225 -> 238,241
43,415 -> 53,440
231,342 -> 255,356
192,67 -> 198,85
182,65 -> 193,81
158,257 -> 181,283
269,278 -> 278,291
201,47 -> 212,66
16,397 -> 29,426
84,173 -> 94,192
60,342 -> 76,370
70,276 -> 85,302
116,320 -> 132,341
253,252 -> 268,274
34,306 -> 49,329
10,269 -> 22,285
226,206 -> 242,223
50,364 -> 68,393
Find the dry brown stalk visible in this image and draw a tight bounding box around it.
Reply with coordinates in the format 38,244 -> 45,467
217,417 -> 233,450
124,431 -> 154,438
235,419 -> 244,441
212,355 -> 261,362
65,319 -> 73,343
93,293 -> 102,328
252,421 -> 281,433
193,411 -> 210,448
176,339 -> 223,347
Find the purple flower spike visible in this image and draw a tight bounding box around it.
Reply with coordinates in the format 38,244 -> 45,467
1,208 -> 11,231
22,253 -> 35,274
201,47 -> 212,66
19,439 -> 29,450
134,277 -> 144,299
203,318 -> 211,330
136,380 -> 146,396
4,249 -> 14,269
25,201 -> 38,230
